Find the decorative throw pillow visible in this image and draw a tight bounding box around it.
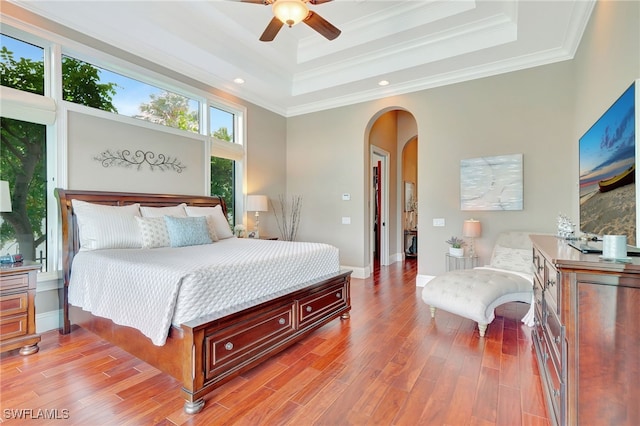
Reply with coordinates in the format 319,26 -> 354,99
164,216 -> 213,247
136,216 -> 171,249
71,200 -> 142,250
140,203 -> 187,218
490,245 -> 533,274
184,205 -> 233,240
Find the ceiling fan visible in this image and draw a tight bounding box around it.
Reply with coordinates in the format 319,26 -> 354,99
241,0 -> 341,42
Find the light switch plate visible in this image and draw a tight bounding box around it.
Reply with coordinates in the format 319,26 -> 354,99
433,218 -> 445,227
342,217 -> 351,225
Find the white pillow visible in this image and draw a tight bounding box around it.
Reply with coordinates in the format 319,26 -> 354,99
72,199 -> 141,251
140,203 -> 187,218
490,245 -> 533,274
136,216 -> 171,249
185,205 -> 233,239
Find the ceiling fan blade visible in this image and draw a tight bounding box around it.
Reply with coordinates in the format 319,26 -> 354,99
303,11 -> 341,40
240,0 -> 270,4
260,17 -> 285,41
308,0 -> 333,4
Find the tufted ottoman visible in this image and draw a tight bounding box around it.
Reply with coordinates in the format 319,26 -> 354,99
421,267 -> 533,337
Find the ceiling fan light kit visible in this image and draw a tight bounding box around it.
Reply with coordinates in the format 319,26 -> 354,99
273,0 -> 308,27
244,0 -> 341,42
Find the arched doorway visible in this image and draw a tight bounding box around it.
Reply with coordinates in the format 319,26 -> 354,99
366,109 -> 418,273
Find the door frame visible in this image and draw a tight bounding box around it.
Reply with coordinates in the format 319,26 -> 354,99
370,145 -> 390,267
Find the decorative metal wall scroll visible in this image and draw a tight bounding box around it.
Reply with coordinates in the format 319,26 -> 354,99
94,149 -> 186,173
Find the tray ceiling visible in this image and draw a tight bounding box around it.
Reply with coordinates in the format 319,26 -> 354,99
7,0 -> 595,116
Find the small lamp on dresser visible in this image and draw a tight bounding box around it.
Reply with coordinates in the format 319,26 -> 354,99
463,219 -> 482,258
246,195 -> 268,239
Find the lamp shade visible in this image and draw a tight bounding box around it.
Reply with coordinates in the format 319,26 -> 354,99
463,219 -> 481,238
246,195 -> 268,212
273,0 -> 309,27
0,181 -> 12,213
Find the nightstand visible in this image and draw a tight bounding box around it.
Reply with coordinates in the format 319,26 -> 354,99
445,253 -> 478,271
0,261 -> 41,355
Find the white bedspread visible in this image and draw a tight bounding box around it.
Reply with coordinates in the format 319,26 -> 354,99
68,238 -> 340,345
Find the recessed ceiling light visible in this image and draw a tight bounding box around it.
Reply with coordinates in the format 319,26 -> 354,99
378,80 -> 389,86
234,78 -> 245,84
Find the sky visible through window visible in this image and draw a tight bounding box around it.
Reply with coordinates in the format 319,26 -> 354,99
1,33 -> 233,137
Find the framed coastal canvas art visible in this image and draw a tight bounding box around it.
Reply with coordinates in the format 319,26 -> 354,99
579,81 -> 636,246
460,154 -> 523,211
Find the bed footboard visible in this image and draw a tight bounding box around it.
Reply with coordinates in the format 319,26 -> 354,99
180,270 -> 351,413
69,270 -> 351,414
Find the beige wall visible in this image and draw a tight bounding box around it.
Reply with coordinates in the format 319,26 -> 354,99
287,1 -> 639,278
571,0 -> 640,224
289,63 -> 576,276
244,103 -> 287,237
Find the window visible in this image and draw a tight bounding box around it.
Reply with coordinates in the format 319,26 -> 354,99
1,29 -> 246,272
209,105 -> 242,225
1,34 -> 44,95
211,157 -> 235,223
0,36 -> 49,269
61,55 -> 200,132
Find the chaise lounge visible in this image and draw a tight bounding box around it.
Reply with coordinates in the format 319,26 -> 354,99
422,231 -> 534,337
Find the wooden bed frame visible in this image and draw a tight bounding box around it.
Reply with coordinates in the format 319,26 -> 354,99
56,188 -> 352,414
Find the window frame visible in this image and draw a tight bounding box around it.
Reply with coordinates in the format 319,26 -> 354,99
1,20 -> 247,277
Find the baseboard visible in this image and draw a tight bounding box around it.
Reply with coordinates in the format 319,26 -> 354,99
389,252 -> 404,264
36,309 -> 60,333
416,274 -> 436,287
341,265 -> 369,279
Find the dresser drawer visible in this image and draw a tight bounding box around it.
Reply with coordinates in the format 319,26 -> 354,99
544,295 -> 564,371
204,304 -> 295,379
545,266 -> 559,316
298,282 -> 347,328
0,274 -> 29,292
0,292 -> 28,317
541,337 -> 564,425
533,246 -> 545,287
533,276 -> 543,320
0,314 -> 28,340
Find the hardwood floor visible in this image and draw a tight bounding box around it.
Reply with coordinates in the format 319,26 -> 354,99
0,259 -> 550,425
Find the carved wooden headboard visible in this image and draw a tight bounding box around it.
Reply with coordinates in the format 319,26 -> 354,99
54,188 -> 227,332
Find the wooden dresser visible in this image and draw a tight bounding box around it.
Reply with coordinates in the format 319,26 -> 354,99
0,261 -> 41,355
530,235 -> 639,425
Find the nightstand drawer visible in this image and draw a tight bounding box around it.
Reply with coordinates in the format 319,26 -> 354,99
0,274 -> 29,292
0,314 -> 28,340
0,262 -> 41,355
0,292 -> 28,317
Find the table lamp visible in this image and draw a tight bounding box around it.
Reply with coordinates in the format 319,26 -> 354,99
0,181 -> 12,212
463,219 -> 481,258
246,195 -> 268,238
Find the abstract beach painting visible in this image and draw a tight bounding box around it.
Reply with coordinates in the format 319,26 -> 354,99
460,154 -> 523,211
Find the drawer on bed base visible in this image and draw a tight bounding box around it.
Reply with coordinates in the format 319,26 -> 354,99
204,304 -> 295,379
298,282 -> 348,328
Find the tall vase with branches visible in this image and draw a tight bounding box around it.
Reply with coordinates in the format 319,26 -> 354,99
270,195 -> 303,241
